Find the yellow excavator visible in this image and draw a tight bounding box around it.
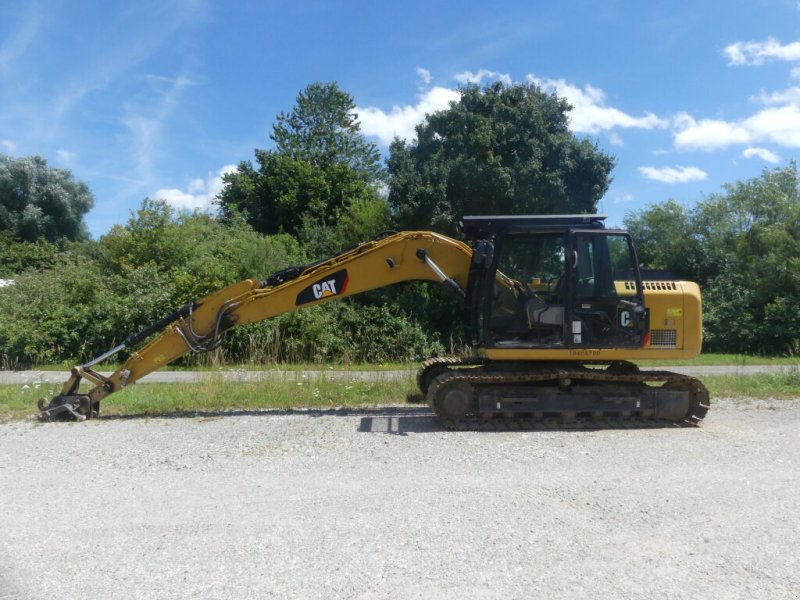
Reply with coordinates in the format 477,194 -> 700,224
38,215 -> 709,428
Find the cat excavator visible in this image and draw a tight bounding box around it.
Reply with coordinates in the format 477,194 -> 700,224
38,215 -> 709,429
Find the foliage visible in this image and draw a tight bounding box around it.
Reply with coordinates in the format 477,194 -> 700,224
0,199 -> 445,367
271,82 -> 383,183
387,82 -> 615,235
219,151 -> 382,237
234,301 -> 443,364
98,199 -> 304,294
625,164 -> 800,355
218,82 -> 385,237
0,201 -> 307,366
0,154 -> 94,242
0,231 -> 61,277
297,196 -> 392,259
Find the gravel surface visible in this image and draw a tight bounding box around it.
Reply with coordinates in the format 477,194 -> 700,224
1,399 -> 799,599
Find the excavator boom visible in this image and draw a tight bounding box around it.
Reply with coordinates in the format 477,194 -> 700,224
39,231 -> 473,420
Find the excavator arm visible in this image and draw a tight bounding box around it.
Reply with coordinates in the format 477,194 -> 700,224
39,231 -> 474,421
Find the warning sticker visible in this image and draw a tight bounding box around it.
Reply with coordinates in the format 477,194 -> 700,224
665,308 -> 683,317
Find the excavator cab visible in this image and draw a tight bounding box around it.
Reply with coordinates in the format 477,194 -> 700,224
461,215 -> 648,351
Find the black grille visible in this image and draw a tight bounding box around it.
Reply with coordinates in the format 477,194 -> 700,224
624,281 -> 678,291
650,329 -> 678,347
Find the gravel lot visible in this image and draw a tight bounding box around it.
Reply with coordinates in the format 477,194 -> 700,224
1,398 -> 799,600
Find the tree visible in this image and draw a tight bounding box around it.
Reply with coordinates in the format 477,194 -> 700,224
624,163 -> 800,355
622,199 -> 700,278
0,154 -> 94,242
217,82 -> 385,237
387,82 -> 615,235
272,82 -> 383,182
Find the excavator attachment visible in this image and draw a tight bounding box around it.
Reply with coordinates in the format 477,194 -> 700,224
38,393 -> 93,421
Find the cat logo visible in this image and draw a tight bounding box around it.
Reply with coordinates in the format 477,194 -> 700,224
296,269 -> 349,306
313,280 -> 338,299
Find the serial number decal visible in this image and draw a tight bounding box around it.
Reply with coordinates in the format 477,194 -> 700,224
569,349 -> 601,357
296,269 -> 350,306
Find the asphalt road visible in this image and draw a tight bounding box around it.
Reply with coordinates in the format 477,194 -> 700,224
1,397 -> 798,599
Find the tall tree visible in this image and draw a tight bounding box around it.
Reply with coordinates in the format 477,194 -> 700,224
271,82 -> 383,182
387,82 -> 615,234
218,82 -> 384,237
0,154 -> 94,242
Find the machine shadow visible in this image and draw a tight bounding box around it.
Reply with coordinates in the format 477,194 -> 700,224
96,405 -> 696,435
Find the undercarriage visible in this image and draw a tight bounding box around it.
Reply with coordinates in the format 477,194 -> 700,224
419,358 -> 710,430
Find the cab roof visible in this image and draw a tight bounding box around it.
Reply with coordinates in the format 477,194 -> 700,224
458,214 -> 607,237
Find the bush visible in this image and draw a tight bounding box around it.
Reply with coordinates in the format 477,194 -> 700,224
625,164 -> 800,355
0,199 -> 451,367
0,231 -> 61,277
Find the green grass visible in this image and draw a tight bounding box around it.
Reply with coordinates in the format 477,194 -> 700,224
0,375 -> 421,421
16,361 -> 420,372
3,368 -> 799,422
11,353 -> 800,374
703,371 -> 800,400
636,353 -> 800,367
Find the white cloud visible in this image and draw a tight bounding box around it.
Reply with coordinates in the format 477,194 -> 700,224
56,149 -> 76,163
613,193 -> 635,204
754,86 -> 800,105
357,86 -> 461,145
638,165 -> 708,184
416,67 -> 432,86
742,147 -> 780,163
724,37 -> 800,66
153,164 -> 237,212
454,69 -> 513,86
187,177 -> 205,193
672,113 -> 751,150
358,70 -> 670,147
792,66 -> 800,79
528,75 -> 668,134
1,139 -> 16,153
673,89 -> 800,150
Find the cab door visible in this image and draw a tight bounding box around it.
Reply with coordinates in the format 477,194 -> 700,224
567,231 -> 648,348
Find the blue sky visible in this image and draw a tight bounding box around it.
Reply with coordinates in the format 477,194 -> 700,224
2,0 -> 799,238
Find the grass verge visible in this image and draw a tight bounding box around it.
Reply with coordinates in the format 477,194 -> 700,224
2,369 -> 798,421
0,374 -> 421,421
14,353 -> 800,373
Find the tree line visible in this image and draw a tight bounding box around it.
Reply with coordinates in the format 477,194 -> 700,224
0,81 -> 797,366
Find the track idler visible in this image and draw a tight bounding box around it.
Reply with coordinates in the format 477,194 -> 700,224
38,394 -> 98,422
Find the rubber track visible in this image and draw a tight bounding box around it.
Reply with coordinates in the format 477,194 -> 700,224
426,365 -> 711,431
